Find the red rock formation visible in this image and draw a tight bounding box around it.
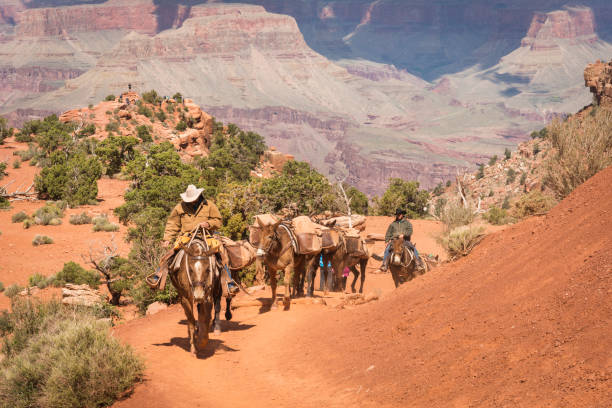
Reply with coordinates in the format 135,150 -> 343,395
521,6 -> 598,50
584,60 -> 612,107
14,0 -> 158,37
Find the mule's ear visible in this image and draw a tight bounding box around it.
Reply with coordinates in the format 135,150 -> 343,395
256,216 -> 264,228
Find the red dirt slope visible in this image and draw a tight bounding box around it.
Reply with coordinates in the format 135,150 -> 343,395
285,166 -> 612,407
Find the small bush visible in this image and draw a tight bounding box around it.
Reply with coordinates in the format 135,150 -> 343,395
105,94 -> 116,101
0,162 -> 6,179
512,191 -> 556,218
32,235 -> 54,246
92,214 -> 120,232
11,211 -> 28,223
105,121 -> 120,133
12,159 -> 21,169
544,108 -> 612,198
476,163 -> 485,179
501,195 -> 511,210
533,143 -> 540,156
437,225 -> 485,260
142,90 -> 162,105
484,206 -> 511,225
136,125 -> 152,142
504,148 -> 512,160
4,283 -> 22,298
0,298 -> 143,408
156,110 -> 167,122
439,201 -> 475,230
33,202 -> 65,225
0,282 -> 4,292
488,155 -> 498,166
23,219 -> 34,229
175,120 -> 187,131
55,261 -> 99,288
446,180 -> 451,187
506,168 -> 517,184
519,172 -> 527,186
28,273 -> 50,289
138,105 -> 153,118
172,92 -> 183,103
488,189 -> 494,197
69,212 -> 93,225
14,144 -> 37,162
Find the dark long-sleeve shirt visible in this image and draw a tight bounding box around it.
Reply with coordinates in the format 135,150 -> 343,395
384,219 -> 413,243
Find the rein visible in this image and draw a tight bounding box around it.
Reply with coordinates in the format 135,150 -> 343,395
183,225 -> 217,296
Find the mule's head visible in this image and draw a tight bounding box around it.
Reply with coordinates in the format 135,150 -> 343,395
250,216 -> 281,257
184,241 -> 213,303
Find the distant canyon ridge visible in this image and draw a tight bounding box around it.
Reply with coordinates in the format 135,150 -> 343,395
1,0 -> 612,194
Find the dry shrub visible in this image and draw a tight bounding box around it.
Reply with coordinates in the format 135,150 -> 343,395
484,206 -> 513,225
0,299 -> 143,408
32,235 -> 53,246
544,107 -> 612,198
69,212 -> 92,225
437,225 -> 485,260
439,201 -> 475,230
92,214 -> 120,232
11,211 -> 28,223
512,191 -> 556,219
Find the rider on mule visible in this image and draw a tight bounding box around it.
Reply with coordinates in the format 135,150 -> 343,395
147,184 -> 227,287
380,208 -> 422,271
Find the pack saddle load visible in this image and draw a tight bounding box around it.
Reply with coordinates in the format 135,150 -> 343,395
291,215 -> 323,255
342,227 -> 369,257
250,214 -> 323,255
220,236 -> 257,271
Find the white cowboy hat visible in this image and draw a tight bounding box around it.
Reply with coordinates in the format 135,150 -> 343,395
180,184 -> 204,203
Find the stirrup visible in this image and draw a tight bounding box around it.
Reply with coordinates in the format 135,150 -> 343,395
145,273 -> 161,289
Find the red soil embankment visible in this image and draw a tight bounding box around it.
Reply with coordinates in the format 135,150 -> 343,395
286,166 -> 612,406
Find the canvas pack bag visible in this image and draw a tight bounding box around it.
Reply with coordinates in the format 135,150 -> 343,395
221,237 -> 256,271
290,216 -> 322,255
320,226 -> 340,250
343,228 -> 367,257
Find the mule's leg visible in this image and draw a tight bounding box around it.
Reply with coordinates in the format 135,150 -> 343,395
390,266 -> 400,288
283,263 -> 294,310
196,301 -> 212,351
270,270 -> 278,310
350,265 -> 359,293
225,296 -> 233,321
179,297 -> 197,355
306,261 -> 315,298
359,259 -> 367,294
213,294 -> 222,334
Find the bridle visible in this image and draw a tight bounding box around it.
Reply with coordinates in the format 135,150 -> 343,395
183,226 -> 218,299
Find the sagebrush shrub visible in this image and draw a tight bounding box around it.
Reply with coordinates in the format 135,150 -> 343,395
439,201 -> 475,230
484,206 -> 511,225
32,235 -> 54,246
92,214 -> 120,232
0,299 -> 143,408
512,191 -> 556,218
3,284 -> 23,298
69,212 -> 93,225
437,225 -> 486,260
544,108 -> 612,198
11,211 -> 28,223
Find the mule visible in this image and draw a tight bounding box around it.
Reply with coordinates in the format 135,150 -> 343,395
308,232 -> 368,296
250,218 -> 317,310
169,234 -> 230,356
387,236 -> 418,288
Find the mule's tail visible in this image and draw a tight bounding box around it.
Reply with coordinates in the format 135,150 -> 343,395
371,253 -> 383,261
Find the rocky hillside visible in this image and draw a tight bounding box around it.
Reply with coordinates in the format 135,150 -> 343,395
434,59 -> 612,213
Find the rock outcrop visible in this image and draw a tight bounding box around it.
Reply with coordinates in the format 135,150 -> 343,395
585,60 -> 612,107
62,283 -> 105,307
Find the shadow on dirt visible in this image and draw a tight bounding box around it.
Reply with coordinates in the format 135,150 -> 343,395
153,337 -> 239,359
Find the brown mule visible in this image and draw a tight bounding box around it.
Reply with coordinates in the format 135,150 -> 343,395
169,232 -> 223,356
250,217 -> 317,310
387,236 -> 418,288
314,230 -> 368,295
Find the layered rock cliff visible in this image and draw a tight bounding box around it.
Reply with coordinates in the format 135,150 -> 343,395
584,60 -> 612,107
2,0 -> 611,195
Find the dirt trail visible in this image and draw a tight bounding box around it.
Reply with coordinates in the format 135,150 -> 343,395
114,168 -> 611,407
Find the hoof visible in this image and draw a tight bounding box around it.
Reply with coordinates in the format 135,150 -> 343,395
271,302 -> 279,310
225,310 -> 233,321
214,328 -> 221,335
